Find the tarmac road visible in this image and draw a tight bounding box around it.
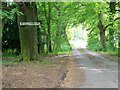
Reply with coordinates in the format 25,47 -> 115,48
72,48 -> 118,88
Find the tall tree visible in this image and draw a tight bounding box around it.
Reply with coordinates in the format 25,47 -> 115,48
47,2 -> 52,52
108,1 -> 117,50
43,2 -> 52,52
17,2 -> 38,61
97,11 -> 106,51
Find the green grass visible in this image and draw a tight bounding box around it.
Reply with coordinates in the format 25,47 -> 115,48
46,51 -> 71,56
1,60 -> 19,65
2,55 -> 52,65
2,50 -> 71,65
98,51 -> 118,56
79,49 -> 85,53
57,51 -> 71,54
2,60 -> 52,65
2,54 -> 20,65
2,54 -> 18,58
87,47 -> 118,56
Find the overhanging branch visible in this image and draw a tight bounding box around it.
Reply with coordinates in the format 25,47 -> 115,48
114,17 -> 120,21
104,23 -> 113,31
104,17 -> 120,31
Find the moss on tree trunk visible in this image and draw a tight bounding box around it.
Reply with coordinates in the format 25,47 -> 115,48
17,2 -> 38,61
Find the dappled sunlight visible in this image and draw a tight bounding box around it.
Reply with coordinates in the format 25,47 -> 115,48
54,54 -> 72,58
79,67 -> 118,73
86,51 -> 101,57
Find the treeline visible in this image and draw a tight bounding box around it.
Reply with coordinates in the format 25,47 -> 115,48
84,2 -> 119,52
1,1 -> 119,61
2,2 -> 75,61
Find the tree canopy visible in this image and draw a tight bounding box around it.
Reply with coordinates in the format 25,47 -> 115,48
2,1 -> 119,61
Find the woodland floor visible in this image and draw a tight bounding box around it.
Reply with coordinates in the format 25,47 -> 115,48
2,53 -> 84,88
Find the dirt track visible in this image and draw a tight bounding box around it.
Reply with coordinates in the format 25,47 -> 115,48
2,53 -> 84,88
2,56 -> 70,88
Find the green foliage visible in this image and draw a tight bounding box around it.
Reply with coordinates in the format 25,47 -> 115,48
2,54 -> 20,65
2,3 -> 20,53
3,49 -> 18,57
79,49 -> 85,53
60,45 -> 71,51
46,50 -> 71,56
105,50 -> 118,56
2,2 -> 119,62
2,7 -> 23,21
87,28 -> 101,51
78,2 -> 119,54
2,52 -> 51,65
6,49 -> 17,54
87,38 -> 101,51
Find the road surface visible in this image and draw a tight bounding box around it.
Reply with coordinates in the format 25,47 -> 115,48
72,48 -> 118,88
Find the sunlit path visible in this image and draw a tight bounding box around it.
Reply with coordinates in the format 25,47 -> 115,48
72,49 -> 118,88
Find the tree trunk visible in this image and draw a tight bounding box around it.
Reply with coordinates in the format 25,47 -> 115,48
55,5 -> 61,52
97,12 -> 106,51
100,30 -> 106,51
2,2 -> 7,31
43,2 -> 52,53
37,28 -> 45,54
118,1 -> 120,57
40,21 -> 46,53
37,26 -> 42,54
0,1 -> 1,87
47,2 -> 52,52
17,2 -> 38,61
108,1 -> 116,50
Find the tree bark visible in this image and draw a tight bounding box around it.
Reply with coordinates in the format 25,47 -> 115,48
55,5 -> 61,52
97,12 -> 106,51
47,2 -> 52,52
17,2 -> 38,61
2,2 -> 7,31
43,2 -> 52,52
108,1 -> 116,50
